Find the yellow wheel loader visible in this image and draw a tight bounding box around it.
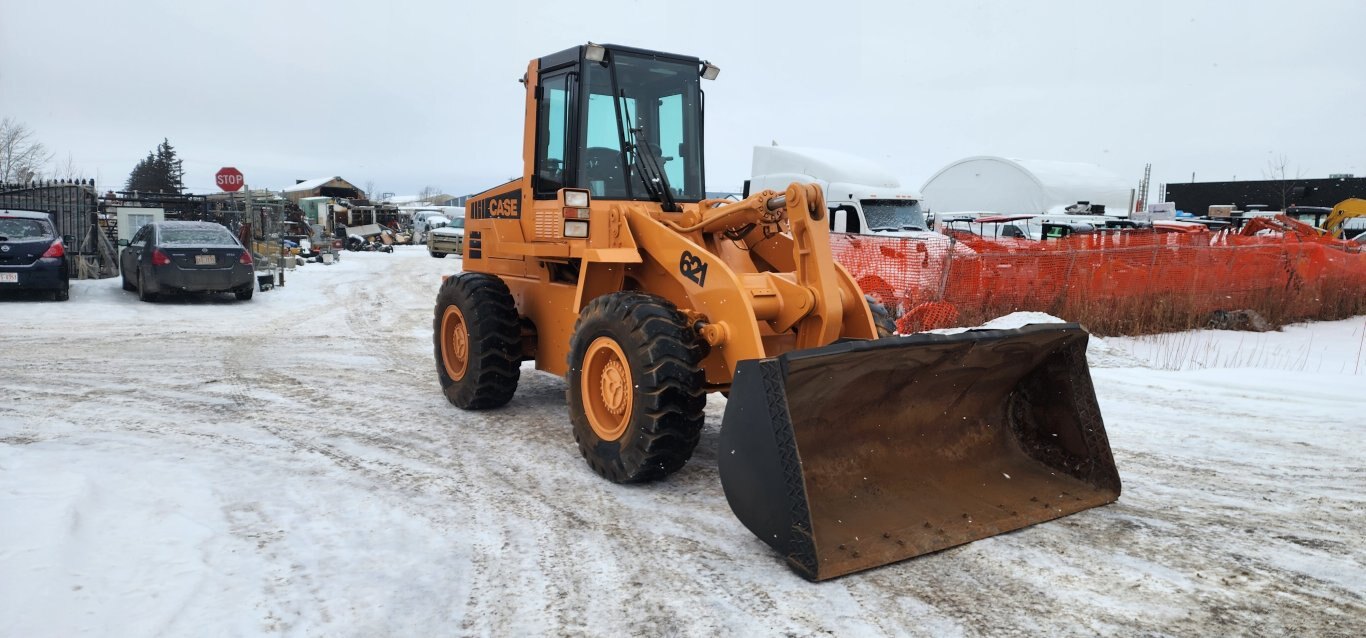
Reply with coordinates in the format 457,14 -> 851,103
434,43 -> 1121,581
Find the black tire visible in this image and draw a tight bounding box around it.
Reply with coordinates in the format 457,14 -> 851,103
53,287 -> 69,302
430,251 -> 445,258
433,273 -> 521,409
567,292 -> 708,483
235,287 -> 254,301
137,272 -> 158,303
121,271 -> 135,291
866,294 -> 897,338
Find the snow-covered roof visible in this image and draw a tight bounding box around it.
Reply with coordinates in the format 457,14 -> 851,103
283,177 -> 342,193
921,156 -> 1133,215
384,195 -> 423,205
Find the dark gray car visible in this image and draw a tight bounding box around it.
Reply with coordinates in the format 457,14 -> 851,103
0,209 -> 70,301
120,221 -> 255,302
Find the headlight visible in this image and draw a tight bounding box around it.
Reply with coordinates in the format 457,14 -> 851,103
564,189 -> 590,208
564,220 -> 589,238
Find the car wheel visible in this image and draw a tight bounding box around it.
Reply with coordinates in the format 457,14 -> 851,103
54,287 -> 70,302
122,271 -> 135,291
235,287 -> 254,301
430,251 -> 445,258
138,272 -> 158,303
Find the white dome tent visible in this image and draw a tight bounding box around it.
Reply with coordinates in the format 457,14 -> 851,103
921,156 -> 1135,216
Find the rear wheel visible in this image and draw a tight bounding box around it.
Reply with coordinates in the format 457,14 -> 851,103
567,292 -> 708,483
53,287 -> 69,302
430,251 -> 445,258
235,287 -> 254,301
137,272 -> 158,303
434,273 -> 521,409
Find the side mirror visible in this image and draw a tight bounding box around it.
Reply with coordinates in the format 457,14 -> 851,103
118,239 -> 129,247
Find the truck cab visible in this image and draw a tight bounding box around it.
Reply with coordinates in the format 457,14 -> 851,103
748,145 -> 931,238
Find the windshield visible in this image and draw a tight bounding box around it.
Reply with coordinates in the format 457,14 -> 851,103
862,200 -> 927,231
579,52 -> 704,201
0,217 -> 53,240
160,228 -> 237,245
448,218 -> 465,229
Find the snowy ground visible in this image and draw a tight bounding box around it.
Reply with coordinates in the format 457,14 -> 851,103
1,246 -> 1362,637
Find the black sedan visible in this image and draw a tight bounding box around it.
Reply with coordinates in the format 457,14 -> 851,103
120,221 -> 255,302
0,209 -> 70,301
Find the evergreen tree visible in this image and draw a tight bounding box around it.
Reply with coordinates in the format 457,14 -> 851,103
125,138 -> 185,193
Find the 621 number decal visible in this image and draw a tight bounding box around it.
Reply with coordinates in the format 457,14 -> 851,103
679,250 -> 708,287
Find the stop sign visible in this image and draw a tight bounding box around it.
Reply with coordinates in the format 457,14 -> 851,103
216,167 -> 245,192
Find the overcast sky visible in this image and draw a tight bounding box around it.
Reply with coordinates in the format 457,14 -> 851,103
2,0 -> 1362,199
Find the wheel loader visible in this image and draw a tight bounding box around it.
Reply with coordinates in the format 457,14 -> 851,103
433,43 -> 1121,581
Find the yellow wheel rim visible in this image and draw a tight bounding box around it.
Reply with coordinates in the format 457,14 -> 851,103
441,305 -> 470,381
582,336 -> 632,441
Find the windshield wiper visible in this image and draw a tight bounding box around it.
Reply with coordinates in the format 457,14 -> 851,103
625,120 -> 680,212
605,51 -> 679,212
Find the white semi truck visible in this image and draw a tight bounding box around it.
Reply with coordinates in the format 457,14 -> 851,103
748,145 -> 932,237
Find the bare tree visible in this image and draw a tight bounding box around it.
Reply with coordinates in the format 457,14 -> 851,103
0,117 -> 53,183
52,152 -> 84,180
418,184 -> 443,202
1263,154 -> 1304,210
364,179 -> 376,201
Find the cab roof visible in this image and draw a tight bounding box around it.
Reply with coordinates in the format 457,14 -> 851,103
538,43 -> 701,73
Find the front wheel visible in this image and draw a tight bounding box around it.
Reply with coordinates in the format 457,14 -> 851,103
433,273 -> 521,409
567,292 -> 708,483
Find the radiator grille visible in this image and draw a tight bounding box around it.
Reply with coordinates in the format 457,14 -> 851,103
535,210 -> 562,239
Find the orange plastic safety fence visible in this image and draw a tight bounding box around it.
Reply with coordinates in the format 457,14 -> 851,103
831,230 -> 1366,335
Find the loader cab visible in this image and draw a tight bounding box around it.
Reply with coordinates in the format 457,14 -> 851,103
531,44 -> 711,206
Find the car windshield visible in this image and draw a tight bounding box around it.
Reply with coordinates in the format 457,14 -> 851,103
160,228 -> 236,245
861,200 -> 928,231
447,218 -> 464,229
0,217 -> 53,239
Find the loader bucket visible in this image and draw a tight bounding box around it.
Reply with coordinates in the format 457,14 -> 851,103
718,323 -> 1120,581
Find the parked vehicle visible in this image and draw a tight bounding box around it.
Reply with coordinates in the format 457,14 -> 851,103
427,216 -> 464,258
0,209 -> 69,301
119,221 -> 255,302
749,145 -> 934,237
434,43 -> 1119,581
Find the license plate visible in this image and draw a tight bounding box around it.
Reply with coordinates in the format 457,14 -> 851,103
0,273 -> 16,283
195,255 -> 216,265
